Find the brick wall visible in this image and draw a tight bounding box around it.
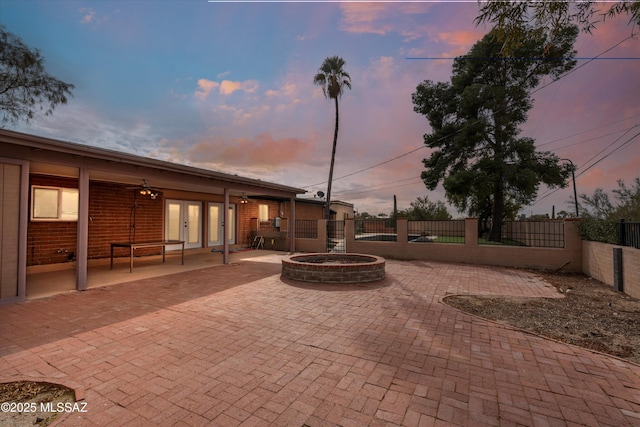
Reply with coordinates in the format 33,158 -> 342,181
238,199 -> 287,245
285,201 -> 324,220
238,202 -> 257,243
28,175 -> 79,265
88,182 -> 163,259
27,178 -> 164,265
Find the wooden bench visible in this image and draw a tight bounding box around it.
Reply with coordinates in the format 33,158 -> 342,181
110,241 -> 185,273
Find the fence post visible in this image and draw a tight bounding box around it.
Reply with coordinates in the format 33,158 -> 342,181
619,219 -> 626,246
345,218 -> 354,247
317,219 -> 327,252
465,218 -> 478,246
613,247 -> 624,292
396,218 -> 408,244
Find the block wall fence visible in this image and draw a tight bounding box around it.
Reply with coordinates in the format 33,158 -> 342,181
294,218 -> 584,273
583,241 -> 640,299
294,218 -> 640,296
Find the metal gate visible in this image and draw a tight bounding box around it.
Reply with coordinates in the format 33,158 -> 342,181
327,220 -> 346,253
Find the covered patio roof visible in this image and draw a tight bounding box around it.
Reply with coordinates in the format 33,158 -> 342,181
0,129 -> 306,199
0,129 -> 306,303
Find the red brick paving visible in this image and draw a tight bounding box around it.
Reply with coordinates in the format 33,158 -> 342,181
1,255 -> 640,426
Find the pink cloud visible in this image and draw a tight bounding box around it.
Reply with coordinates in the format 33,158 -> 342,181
195,79 -> 259,99
195,79 -> 220,100
186,133 -> 314,169
339,3 -> 431,36
79,8 -> 96,24
219,79 -> 259,95
339,3 -> 392,35
436,30 -> 488,57
265,83 -> 297,97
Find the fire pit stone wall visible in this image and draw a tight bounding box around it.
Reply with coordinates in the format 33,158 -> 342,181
281,253 -> 385,284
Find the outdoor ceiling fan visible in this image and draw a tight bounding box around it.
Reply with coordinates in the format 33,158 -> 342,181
127,179 -> 161,199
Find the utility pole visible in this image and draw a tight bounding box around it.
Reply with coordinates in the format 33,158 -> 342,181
561,159 -> 579,217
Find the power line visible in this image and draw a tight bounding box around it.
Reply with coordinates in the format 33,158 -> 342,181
532,126 -> 640,207
575,124 -> 640,178
303,31 -> 638,193
536,113 -> 640,148
530,32 -> 638,96
547,125 -> 640,153
575,129 -> 640,179
333,176 -> 422,195
333,179 -> 424,199
300,145 -> 426,189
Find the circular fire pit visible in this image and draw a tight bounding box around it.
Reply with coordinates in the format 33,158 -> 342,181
282,253 -> 385,284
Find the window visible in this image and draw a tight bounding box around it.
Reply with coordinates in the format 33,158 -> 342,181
259,204 -> 269,222
31,186 -> 79,221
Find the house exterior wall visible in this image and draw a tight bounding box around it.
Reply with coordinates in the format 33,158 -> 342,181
1,163 -> 21,299
330,202 -> 355,219
28,175 -> 79,265
27,178 -> 165,265
246,199 -> 284,230
282,201 -> 324,221
89,182 -> 164,259
27,178 -> 287,267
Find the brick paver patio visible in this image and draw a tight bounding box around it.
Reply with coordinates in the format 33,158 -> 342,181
2,254 -> 640,426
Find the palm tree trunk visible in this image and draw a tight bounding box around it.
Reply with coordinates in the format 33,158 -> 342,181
325,96 -> 339,220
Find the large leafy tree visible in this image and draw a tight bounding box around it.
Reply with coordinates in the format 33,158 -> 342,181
399,196 -> 452,221
412,26 -> 577,241
476,1 -> 640,56
0,26 -> 74,126
313,56 -> 351,220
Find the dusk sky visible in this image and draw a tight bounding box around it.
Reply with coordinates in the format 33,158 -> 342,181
3,1 -> 639,217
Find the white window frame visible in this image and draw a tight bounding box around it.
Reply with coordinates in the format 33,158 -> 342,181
31,186 -> 79,221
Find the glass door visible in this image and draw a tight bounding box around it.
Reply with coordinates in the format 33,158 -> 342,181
208,202 -> 235,246
165,200 -> 202,249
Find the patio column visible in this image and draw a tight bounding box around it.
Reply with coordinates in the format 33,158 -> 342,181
17,160 -> 29,300
223,187 -> 229,264
289,196 -> 296,253
77,168 -> 90,290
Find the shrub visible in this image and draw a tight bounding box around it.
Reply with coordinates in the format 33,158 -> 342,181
579,217 -> 618,244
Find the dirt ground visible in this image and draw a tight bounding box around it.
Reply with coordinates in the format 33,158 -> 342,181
445,272 -> 640,364
2,272 -> 639,426
0,381 -> 75,427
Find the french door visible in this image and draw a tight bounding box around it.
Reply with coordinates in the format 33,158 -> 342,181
208,202 -> 236,246
165,200 -> 202,249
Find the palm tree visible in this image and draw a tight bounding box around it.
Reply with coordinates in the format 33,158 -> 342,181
313,56 -> 351,220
